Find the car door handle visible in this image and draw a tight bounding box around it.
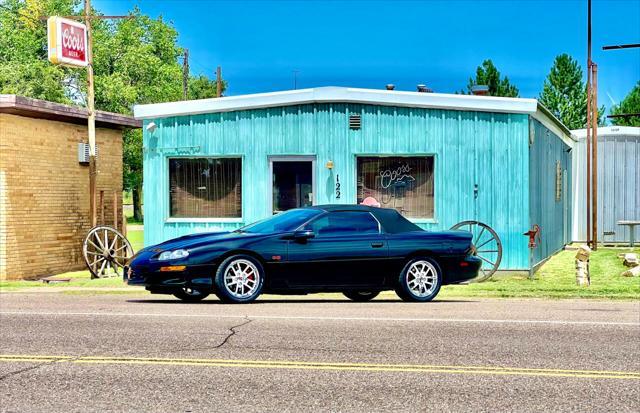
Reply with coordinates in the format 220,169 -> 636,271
371,242 -> 384,248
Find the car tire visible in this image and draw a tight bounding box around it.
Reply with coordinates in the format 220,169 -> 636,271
395,257 -> 442,302
173,287 -> 209,303
214,254 -> 265,304
343,291 -> 380,302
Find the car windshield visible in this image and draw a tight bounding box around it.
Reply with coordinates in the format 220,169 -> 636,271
236,208 -> 323,234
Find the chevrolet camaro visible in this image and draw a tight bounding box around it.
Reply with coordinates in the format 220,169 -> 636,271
125,205 -> 481,303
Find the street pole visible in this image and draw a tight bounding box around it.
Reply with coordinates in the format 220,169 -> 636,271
592,63 -> 598,250
216,66 -> 222,98
85,0 -> 97,227
585,0 -> 592,247
182,49 -> 189,100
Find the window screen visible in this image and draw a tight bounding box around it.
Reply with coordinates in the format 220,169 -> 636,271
169,158 -> 241,218
357,156 -> 434,219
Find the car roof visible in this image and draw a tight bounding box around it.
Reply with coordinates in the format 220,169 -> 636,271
308,204 -> 423,234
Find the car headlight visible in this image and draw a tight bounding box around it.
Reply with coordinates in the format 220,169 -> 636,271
158,249 -> 190,261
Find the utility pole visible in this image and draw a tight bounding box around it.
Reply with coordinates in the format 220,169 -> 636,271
85,0 -> 97,227
586,0 -> 594,249
293,70 -> 299,90
182,49 -> 189,100
591,62 -> 598,249
216,66 -> 222,97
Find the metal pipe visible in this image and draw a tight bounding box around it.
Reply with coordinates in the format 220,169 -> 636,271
85,0 -> 97,228
592,63 -> 598,250
585,0 -> 592,247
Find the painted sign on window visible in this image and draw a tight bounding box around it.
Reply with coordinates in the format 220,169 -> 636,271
357,156 -> 434,218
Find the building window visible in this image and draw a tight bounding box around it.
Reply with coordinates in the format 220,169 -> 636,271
169,158 -> 242,218
357,156 -> 434,219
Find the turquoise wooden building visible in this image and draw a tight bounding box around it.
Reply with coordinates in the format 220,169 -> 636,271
134,87 -> 573,270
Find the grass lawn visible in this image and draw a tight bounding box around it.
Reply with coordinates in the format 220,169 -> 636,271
1,235 -> 638,300
440,246 -> 640,300
0,228 -> 145,292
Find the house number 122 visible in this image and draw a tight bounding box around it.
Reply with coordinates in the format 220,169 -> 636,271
335,174 -> 341,199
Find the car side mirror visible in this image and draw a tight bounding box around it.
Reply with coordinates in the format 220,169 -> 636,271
293,230 -> 315,241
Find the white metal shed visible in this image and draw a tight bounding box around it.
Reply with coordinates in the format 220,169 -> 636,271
571,126 -> 640,243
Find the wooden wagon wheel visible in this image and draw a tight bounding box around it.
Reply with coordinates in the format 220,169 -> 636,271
83,226 -> 133,279
450,220 -> 502,282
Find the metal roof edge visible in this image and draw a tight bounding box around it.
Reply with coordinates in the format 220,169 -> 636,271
532,103 -> 575,147
0,94 -> 140,129
133,86 -> 539,119
571,126 -> 640,138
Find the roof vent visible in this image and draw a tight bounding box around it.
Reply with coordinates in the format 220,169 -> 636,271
385,84 -> 395,90
417,84 -> 433,93
349,113 -> 361,130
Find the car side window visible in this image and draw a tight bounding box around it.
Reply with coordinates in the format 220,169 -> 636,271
304,211 -> 380,237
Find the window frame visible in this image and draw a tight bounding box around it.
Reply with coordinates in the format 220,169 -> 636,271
300,211 -> 383,238
354,154 -> 437,223
165,155 -> 244,223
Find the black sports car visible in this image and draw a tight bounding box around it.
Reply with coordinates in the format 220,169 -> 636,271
125,205 -> 481,303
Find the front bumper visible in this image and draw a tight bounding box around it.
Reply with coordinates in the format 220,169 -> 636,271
124,263 -> 216,293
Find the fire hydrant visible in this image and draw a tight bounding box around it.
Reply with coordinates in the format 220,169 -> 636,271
575,245 -> 591,286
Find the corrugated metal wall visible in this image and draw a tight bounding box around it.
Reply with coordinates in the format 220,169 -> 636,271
529,119 -> 572,266
571,128 -> 640,243
143,103 -> 532,269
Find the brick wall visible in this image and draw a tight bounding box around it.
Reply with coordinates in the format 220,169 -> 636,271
0,113 -> 123,280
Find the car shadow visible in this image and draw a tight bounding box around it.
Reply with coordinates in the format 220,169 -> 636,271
126,298 -> 477,304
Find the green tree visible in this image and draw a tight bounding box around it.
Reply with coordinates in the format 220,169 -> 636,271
0,0 -> 78,102
0,1 -> 226,221
539,54 -> 604,129
465,59 -> 519,97
610,82 -> 640,127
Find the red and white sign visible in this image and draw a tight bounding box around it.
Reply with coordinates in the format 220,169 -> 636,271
47,16 -> 88,67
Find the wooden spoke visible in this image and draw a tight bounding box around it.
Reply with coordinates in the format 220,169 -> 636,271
83,226 -> 134,279
450,220 -> 503,283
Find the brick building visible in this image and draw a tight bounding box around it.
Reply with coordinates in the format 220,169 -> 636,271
0,95 -> 140,280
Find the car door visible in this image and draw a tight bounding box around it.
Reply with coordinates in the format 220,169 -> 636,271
284,211 -> 388,288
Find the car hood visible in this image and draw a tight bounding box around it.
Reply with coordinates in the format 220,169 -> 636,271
152,231 -> 266,251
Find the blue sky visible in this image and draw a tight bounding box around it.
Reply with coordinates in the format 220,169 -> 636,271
94,0 -> 640,112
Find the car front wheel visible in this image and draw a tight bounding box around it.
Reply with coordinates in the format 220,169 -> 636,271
173,287 -> 209,302
395,257 -> 442,302
343,291 -> 380,302
214,255 -> 265,304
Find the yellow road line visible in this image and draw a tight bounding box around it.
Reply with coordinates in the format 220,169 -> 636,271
1,354 -> 638,380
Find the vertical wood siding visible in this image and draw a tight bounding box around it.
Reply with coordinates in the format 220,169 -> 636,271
143,103 -> 532,269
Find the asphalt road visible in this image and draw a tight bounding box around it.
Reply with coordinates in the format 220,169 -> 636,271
0,293 -> 638,412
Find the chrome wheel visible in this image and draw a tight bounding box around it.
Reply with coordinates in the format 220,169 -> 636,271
223,259 -> 260,299
406,260 -> 438,298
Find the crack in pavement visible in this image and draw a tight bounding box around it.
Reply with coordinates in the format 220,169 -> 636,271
172,317 -> 253,354
0,355 -> 83,382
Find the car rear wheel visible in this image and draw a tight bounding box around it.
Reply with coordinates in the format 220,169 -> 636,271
395,257 -> 442,302
214,255 -> 265,304
343,291 -> 380,302
173,287 -> 209,302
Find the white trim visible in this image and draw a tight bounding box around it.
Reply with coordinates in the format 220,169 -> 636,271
571,126 -> 640,139
532,109 -> 575,147
268,155 -> 317,214
165,218 -> 243,224
134,86 -> 540,119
